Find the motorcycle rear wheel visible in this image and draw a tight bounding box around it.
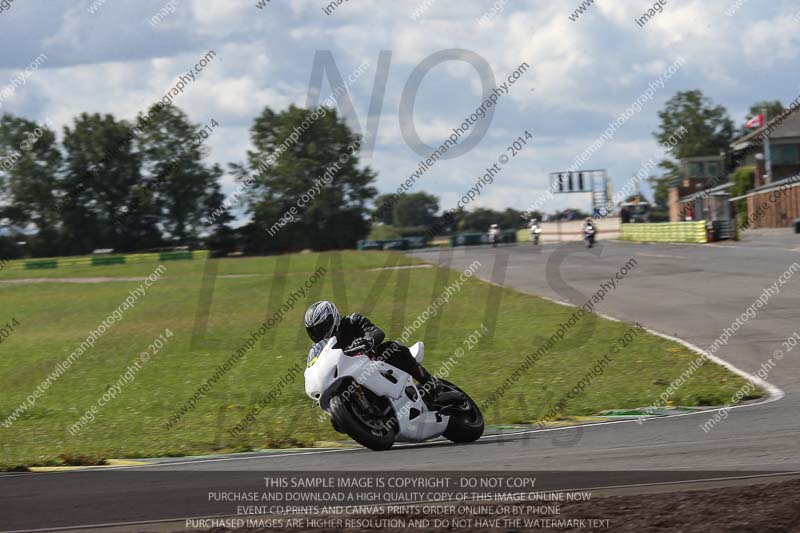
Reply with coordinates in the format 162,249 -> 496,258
328,393 -> 396,451
440,380 -> 484,444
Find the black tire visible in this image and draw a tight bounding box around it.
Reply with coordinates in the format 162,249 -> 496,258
440,380 -> 484,444
328,394 -> 396,451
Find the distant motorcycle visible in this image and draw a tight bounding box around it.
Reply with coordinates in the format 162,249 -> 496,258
583,225 -> 596,248
305,338 -> 484,451
530,225 -> 542,245
488,224 -> 501,247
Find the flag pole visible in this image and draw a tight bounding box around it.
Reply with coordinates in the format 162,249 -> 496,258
762,107 -> 773,184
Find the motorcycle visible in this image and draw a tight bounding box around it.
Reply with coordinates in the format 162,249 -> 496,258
530,225 -> 542,245
583,225 -> 596,248
305,338 -> 484,451
488,227 -> 501,247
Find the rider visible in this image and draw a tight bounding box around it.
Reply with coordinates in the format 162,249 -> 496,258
529,218 -> 541,242
488,223 -> 501,246
304,301 -> 440,403
582,216 -> 596,233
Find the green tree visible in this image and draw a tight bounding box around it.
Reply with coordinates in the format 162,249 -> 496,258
61,113 -> 156,253
232,105 -> 377,252
371,194 -> 396,225
136,105 -> 224,246
0,114 -> 62,256
203,187 -> 238,256
655,90 -> 734,159
460,207 -> 504,232
739,100 -> 784,137
646,175 -> 669,209
651,90 -> 735,200
435,205 -> 466,235
393,192 -> 438,229
500,208 -> 529,229
747,100 -> 784,124
730,166 -> 755,228
367,224 -> 401,240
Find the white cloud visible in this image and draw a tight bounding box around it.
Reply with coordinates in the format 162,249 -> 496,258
2,0 -> 800,216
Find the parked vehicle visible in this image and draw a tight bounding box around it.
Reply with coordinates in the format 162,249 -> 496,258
620,202 -> 651,223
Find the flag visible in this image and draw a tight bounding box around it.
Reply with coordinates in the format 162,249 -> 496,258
745,114 -> 765,129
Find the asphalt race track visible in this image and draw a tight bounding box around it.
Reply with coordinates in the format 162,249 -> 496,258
2,233 -> 800,531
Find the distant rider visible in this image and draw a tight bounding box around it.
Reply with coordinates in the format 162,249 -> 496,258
582,217 -> 597,246
488,223 -> 501,247
529,218 -> 541,242
304,301 -> 440,403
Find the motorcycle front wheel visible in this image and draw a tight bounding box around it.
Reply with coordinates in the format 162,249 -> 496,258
439,380 -> 484,444
328,392 -> 396,451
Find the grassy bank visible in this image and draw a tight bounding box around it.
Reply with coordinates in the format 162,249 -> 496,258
0,251 -> 758,469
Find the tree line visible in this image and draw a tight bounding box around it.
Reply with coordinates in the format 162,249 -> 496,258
1,90 -> 782,258
0,104 -> 229,258
0,104 -> 379,258
0,101 -> 535,259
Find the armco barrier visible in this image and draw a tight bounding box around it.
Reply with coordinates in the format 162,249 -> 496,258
620,221 -> 707,243
450,233 -> 484,247
451,230 -> 517,247
5,250 -> 207,271
357,237 -> 428,251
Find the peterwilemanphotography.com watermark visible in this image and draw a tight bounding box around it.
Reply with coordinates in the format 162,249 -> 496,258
2,265 -> 167,429
165,267 -> 327,431
68,329 -> 173,435
2,4 -> 798,532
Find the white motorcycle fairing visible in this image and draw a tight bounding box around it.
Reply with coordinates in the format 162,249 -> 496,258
304,338 -> 450,443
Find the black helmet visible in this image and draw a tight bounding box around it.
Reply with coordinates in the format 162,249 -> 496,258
304,300 -> 341,342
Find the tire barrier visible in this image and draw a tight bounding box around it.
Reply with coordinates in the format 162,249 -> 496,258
5,250 -> 208,271
357,237 -> 428,251
450,230 -> 517,247
23,260 -> 58,270
91,255 -> 126,266
620,221 -> 707,244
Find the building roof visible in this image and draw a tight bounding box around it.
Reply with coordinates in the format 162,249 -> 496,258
680,155 -> 724,162
729,171 -> 800,201
678,182 -> 734,203
730,104 -> 800,151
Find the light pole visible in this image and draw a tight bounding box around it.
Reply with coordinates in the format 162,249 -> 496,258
762,107 -> 774,184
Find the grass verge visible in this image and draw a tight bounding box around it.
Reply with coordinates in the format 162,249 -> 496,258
0,251 -> 759,469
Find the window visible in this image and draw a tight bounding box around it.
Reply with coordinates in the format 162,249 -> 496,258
706,162 -> 719,177
771,144 -> 800,165
688,162 -> 704,177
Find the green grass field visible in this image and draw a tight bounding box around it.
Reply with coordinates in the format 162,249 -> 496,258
0,251 -> 759,469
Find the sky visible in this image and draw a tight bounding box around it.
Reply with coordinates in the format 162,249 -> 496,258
1,0 -> 799,222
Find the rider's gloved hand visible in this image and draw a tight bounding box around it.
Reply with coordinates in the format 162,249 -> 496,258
351,336 -> 376,354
